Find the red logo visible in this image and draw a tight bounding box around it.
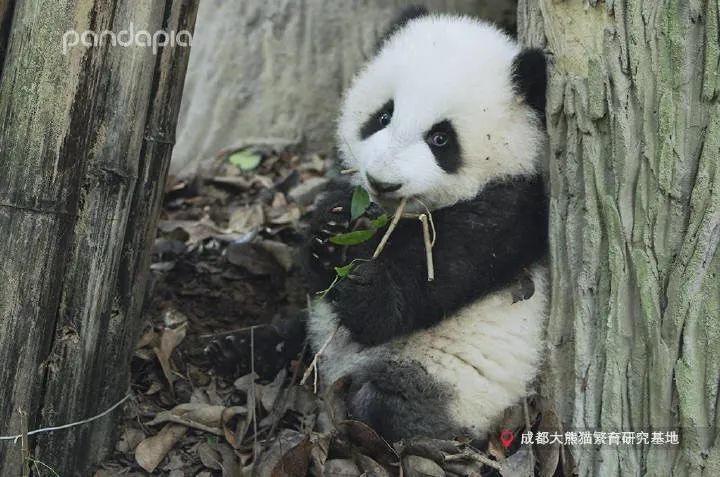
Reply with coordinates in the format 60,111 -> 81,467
500,429 -> 515,449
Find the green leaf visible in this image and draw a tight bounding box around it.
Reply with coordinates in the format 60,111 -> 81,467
329,229 -> 376,245
228,150 -> 262,171
350,187 -> 370,221
370,213 -> 389,229
334,263 -> 355,277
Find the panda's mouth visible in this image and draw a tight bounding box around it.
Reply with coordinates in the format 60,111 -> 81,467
371,193 -> 431,216
370,191 -> 405,208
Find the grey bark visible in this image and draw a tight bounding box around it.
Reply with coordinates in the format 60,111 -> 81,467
0,1 -> 198,475
170,0 -> 517,176
518,1 -> 720,476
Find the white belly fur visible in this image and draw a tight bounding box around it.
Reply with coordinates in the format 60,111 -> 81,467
307,265 -> 548,434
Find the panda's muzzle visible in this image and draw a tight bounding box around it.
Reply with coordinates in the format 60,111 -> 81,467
366,173 -> 402,195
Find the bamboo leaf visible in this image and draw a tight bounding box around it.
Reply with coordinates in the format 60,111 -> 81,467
370,214 -> 389,229
350,187 -> 370,221
334,263 -> 355,277
329,229 -> 376,245
228,150 -> 262,171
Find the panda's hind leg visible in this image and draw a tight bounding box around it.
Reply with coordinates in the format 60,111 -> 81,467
205,312 -> 306,380
345,360 -> 463,442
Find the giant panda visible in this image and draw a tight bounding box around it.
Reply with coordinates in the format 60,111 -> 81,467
207,7 -> 548,443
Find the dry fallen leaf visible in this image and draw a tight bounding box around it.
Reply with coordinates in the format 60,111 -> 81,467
136,328 -> 159,349
271,435 -> 313,477
335,420 -> 398,468
253,430 -> 310,477
146,403 -> 226,431
229,203 -> 266,234
135,424 -> 188,472
402,455 -> 445,477
158,216 -> 244,245
221,405 -> 252,449
197,442 -> 222,470
153,321 -> 188,391
355,453 -> 391,477
500,446 -> 534,477
260,368 -> 287,412
115,428 -> 146,454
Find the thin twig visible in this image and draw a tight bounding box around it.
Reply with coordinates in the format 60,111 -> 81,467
414,198 -> 436,246
250,326 -> 258,462
153,415 -> 224,435
373,197 -> 408,259
199,324 -> 268,339
419,214 -> 435,281
300,326 -> 338,393
27,458 -> 60,477
340,168 -> 358,175
264,294 -> 313,443
0,394 -> 133,442
19,409 -> 29,477
445,450 -> 502,470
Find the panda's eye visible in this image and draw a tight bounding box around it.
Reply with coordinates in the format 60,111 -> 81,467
427,131 -> 449,147
360,100 -> 394,139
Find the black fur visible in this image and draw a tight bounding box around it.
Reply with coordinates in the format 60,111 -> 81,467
360,99 -> 394,140
425,120 -> 462,173
205,312 -> 306,379
511,48 -> 547,123
346,360 -> 460,441
306,176 -> 548,346
376,5 -> 429,51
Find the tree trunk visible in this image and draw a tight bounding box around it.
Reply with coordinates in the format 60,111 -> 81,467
519,1 -> 720,475
0,1 -> 198,475
170,0 -> 518,176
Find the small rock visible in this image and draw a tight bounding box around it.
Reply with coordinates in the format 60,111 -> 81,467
323,459 -> 360,476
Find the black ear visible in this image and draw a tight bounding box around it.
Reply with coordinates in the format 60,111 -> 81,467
376,5 -> 429,51
511,48 -> 547,124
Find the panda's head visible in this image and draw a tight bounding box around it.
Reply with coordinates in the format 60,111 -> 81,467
337,11 -> 547,211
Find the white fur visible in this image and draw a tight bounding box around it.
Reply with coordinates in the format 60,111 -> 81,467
307,266 -> 547,434
337,15 -> 544,210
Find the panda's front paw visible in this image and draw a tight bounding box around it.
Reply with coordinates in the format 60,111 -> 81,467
205,333 -> 251,377
329,261 -> 402,346
309,196 -> 384,273
205,326 -> 294,380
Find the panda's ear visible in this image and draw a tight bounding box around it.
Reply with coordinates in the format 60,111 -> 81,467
511,48 -> 547,123
376,5 -> 429,51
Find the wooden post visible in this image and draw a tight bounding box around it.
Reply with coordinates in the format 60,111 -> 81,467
0,0 -> 198,474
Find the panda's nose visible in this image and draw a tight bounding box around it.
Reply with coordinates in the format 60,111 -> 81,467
366,174 -> 402,194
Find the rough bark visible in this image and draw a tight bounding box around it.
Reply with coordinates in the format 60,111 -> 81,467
0,1 -> 198,475
518,1 -> 720,476
170,0 -> 517,176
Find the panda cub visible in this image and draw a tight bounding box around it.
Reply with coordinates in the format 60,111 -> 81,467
208,7 -> 548,442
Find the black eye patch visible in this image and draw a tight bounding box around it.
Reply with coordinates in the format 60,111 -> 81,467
360,100 -> 394,139
425,120 -> 461,173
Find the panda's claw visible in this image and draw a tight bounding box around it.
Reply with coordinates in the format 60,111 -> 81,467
206,324 -> 305,380
205,335 -> 247,377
